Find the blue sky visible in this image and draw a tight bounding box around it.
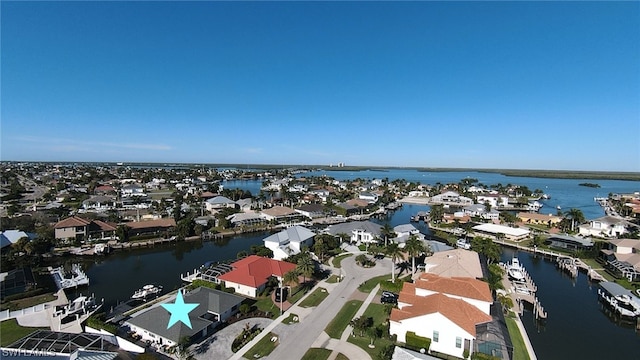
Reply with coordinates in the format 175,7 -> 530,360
2,1 -> 639,171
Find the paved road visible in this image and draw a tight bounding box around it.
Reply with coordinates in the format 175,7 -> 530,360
263,255 -> 392,360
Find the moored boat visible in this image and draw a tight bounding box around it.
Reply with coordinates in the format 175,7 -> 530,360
507,257 -> 526,281
131,284 -> 163,300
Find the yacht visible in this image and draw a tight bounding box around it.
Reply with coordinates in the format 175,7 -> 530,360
131,284 -> 163,300
507,257 -> 526,281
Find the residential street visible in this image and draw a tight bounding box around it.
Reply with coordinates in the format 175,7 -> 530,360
257,255 -> 392,360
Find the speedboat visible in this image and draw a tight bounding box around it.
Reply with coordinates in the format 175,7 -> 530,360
507,257 -> 526,281
131,284 -> 163,300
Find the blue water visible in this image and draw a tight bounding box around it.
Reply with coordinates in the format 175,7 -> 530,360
224,169 -> 639,219
501,248 -> 640,359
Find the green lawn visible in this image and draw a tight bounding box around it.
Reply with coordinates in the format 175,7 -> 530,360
0,319 -> 47,347
325,300 -> 362,339
332,254 -> 351,268
346,302 -> 394,359
335,353 -> 349,360
358,274 -> 408,294
243,332 -> 278,359
288,285 -> 309,305
505,317 -> 530,360
326,275 -> 340,283
283,313 -> 299,325
253,296 -> 278,318
0,293 -> 57,311
301,348 -> 332,360
298,288 -> 329,308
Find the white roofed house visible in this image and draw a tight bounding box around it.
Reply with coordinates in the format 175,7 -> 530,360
205,196 -> 238,212
359,192 -> 379,204
476,194 -> 509,209
263,225 -> 316,261
121,184 -> 145,198
578,215 -> 637,239
431,191 -> 473,206
472,223 -> 530,242
324,220 -> 382,244
462,204 -> 487,218
393,224 -> 424,246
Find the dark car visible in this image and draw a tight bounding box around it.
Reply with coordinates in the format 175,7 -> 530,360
381,291 -> 398,304
274,287 -> 288,302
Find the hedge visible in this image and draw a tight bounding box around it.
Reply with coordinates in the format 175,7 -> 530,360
405,331 -> 431,352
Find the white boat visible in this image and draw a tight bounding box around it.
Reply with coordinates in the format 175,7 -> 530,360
131,284 -> 163,300
556,205 -> 562,210
507,257 -> 526,281
456,238 -> 471,250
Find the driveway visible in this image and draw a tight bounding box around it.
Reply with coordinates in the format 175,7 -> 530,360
190,318 -> 273,360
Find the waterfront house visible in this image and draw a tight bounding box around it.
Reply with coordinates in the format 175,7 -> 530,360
260,206 -> 301,223
578,215 -> 636,238
393,224 -> 424,246
125,287 -> 245,348
476,194 -> 509,208
472,223 -> 530,242
518,212 -> 562,227
309,189 -> 331,203
263,225 -> 315,261
217,255 -> 297,298
205,196 -> 238,212
389,274 -> 492,359
54,216 -> 117,243
421,249 -> 484,279
463,204 -> 488,218
430,191 -> 473,206
295,204 -> 326,219
324,220 -> 382,244
227,212 -> 265,228
125,218 -> 176,238
600,238 -> 640,282
546,234 -> 594,251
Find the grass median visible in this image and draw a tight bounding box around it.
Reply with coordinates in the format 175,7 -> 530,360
325,300 -> 362,339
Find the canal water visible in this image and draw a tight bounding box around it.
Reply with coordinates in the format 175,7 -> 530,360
501,248 -> 640,359
65,232 -> 266,309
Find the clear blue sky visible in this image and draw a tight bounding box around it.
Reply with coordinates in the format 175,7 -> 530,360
2,1 -> 639,171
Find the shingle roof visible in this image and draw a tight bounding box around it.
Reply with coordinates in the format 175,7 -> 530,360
261,206 -> 297,217
391,293 -> 492,336
206,196 -> 236,205
423,249 -> 484,278
126,288 -> 243,343
217,255 -> 297,288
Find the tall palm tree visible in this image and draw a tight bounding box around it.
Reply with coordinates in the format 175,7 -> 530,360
381,223 -> 395,247
296,252 -> 314,284
565,208 -> 585,232
386,243 -> 403,282
404,235 -> 426,274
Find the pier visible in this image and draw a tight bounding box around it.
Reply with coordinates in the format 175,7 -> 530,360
500,261 -> 547,320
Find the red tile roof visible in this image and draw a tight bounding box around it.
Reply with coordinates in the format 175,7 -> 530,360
218,255 -> 297,288
391,293 -> 492,336
92,220 -> 117,231
54,216 -> 90,229
413,273 -> 493,303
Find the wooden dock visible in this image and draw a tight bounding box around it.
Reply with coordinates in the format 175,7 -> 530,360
500,263 -> 547,320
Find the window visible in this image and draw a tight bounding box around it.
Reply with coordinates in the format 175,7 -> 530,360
433,331 -> 439,343
455,337 -> 462,348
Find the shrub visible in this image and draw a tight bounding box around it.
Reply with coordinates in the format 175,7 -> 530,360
405,331 -> 431,352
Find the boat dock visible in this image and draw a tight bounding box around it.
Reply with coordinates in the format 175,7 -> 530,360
500,261 -> 547,320
557,256 -> 606,281
49,264 -> 90,290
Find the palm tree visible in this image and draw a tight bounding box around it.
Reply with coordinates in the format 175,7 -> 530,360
283,270 -> 299,288
565,208 -> 585,232
404,235 -> 426,274
296,251 -> 314,284
381,223 -> 395,246
386,243 -> 403,282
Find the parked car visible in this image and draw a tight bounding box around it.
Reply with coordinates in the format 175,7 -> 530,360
381,291 -> 398,304
274,287 -> 288,302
